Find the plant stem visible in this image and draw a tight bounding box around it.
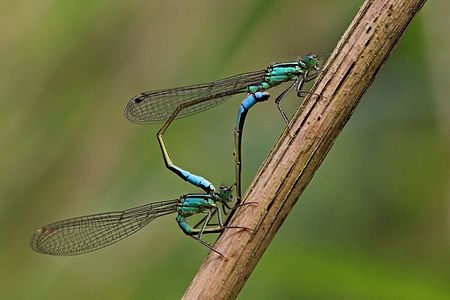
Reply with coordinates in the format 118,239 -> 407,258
183,0 -> 427,298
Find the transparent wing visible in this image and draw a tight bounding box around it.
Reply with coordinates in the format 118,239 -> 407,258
30,199 -> 179,256
124,70 -> 267,124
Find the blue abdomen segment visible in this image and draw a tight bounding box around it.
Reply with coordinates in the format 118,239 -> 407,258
236,92 -> 270,127
171,166 -> 215,193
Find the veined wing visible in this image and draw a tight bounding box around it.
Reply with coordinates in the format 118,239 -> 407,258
30,199 -> 179,256
124,69 -> 267,124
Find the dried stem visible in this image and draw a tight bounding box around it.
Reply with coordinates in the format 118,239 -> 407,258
183,0 -> 427,298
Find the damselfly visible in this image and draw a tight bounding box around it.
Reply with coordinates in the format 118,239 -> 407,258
31,184 -> 243,257
124,55 -> 321,202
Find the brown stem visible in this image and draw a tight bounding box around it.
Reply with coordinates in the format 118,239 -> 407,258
183,0 -> 427,298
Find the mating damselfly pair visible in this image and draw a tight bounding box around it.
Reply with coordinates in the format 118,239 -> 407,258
30,54 -> 321,257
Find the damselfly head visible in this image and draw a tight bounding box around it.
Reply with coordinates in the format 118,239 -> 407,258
302,54 -> 320,71
217,184 -> 234,203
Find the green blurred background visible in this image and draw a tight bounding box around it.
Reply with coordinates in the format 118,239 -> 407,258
1,0 -> 448,299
